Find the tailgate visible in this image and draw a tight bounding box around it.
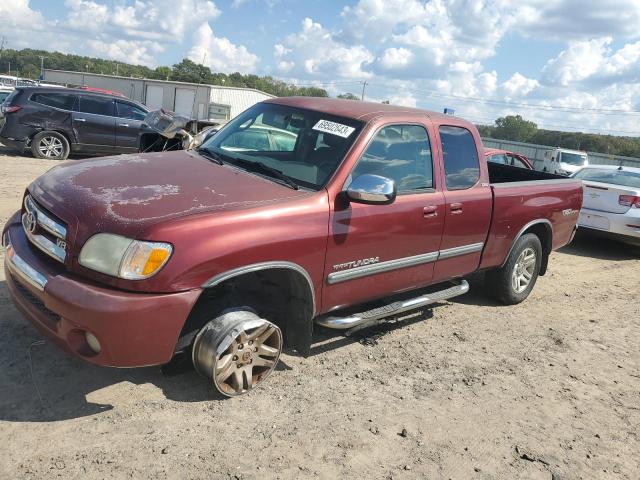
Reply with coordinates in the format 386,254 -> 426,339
581,181 -> 638,214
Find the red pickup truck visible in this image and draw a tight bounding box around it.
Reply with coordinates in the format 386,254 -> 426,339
2,98 -> 582,396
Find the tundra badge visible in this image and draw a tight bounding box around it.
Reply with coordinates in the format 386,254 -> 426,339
333,257 -> 380,271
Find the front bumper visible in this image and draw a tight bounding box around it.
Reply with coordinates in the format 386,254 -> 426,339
3,213 -> 201,367
577,207 -> 640,240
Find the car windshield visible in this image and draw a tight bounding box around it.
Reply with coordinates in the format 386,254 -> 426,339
201,103 -> 364,190
560,152 -> 587,165
573,168 -> 640,188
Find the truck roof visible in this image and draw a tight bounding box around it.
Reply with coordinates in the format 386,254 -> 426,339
265,96 -> 470,125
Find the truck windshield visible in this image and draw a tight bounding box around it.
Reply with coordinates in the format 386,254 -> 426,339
201,103 -> 364,190
573,168 -> 640,188
560,152 -> 587,165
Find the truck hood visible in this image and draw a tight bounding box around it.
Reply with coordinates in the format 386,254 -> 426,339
29,150 -> 309,244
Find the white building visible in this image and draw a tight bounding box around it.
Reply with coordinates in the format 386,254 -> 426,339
42,69 -> 274,121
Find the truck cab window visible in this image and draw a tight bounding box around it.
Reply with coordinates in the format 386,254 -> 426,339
351,125 -> 433,193
439,126 -> 480,190
78,96 -> 115,117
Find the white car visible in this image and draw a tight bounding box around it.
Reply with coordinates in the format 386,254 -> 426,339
572,165 -> 640,245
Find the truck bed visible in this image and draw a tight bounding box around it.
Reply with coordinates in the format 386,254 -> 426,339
487,162 -> 566,183
479,163 -> 583,270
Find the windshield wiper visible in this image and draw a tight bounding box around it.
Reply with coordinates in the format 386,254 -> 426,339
196,147 -> 224,165
232,158 -> 300,190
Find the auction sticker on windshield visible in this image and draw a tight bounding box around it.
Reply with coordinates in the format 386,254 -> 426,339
313,119 -> 355,138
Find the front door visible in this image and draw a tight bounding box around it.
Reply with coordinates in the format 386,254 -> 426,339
323,123 -> 445,310
115,101 -> 148,152
433,125 -> 492,281
73,95 -> 116,152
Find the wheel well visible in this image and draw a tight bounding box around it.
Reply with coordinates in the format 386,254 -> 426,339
521,222 -> 552,275
177,268 -> 315,356
31,129 -> 72,147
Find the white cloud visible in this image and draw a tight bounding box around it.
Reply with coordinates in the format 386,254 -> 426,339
378,48 -> 414,70
188,22 -> 258,73
64,0 -> 220,40
275,18 -> 374,78
86,39 -> 165,68
519,0 -> 640,40
502,73 -> 540,97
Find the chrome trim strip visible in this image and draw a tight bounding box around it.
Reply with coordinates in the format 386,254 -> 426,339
25,195 -> 67,239
326,242 -> 485,284
327,251 -> 439,285
22,214 -> 66,262
502,219 -> 553,267
317,280 -> 469,330
4,240 -> 48,291
438,242 -> 484,260
202,261 -> 316,315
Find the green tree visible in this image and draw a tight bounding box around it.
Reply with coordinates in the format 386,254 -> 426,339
494,115 -> 538,142
338,92 -> 360,100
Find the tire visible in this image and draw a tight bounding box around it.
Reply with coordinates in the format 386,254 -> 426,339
31,131 -> 70,160
486,233 -> 542,305
192,309 -> 282,397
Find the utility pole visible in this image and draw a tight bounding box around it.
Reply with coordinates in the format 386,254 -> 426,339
39,56 -> 48,80
115,62 -> 119,76
360,80 -> 367,101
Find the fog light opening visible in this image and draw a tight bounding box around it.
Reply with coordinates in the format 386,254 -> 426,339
85,332 -> 102,354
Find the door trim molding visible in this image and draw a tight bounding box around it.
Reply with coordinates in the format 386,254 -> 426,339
326,242 -> 484,284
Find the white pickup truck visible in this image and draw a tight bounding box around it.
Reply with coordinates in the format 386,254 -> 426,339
542,147 -> 588,176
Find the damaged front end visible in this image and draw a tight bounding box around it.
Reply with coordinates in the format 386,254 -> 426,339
141,109 -> 222,152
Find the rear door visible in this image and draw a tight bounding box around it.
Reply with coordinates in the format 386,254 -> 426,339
73,95 -> 116,151
323,123 -> 445,309
433,125 -> 492,281
115,101 -> 148,152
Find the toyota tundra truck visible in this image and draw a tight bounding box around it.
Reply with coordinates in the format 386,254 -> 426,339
2,97 -> 582,397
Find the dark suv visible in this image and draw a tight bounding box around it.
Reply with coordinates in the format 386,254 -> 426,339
0,87 -> 150,160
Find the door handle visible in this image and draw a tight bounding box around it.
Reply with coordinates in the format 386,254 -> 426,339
75,118 -> 86,122
450,202 -> 463,214
119,123 -> 129,127
423,206 -> 438,218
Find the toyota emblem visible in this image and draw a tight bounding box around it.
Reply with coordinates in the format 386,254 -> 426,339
25,211 -> 37,233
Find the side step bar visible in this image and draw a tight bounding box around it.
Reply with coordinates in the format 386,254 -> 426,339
316,280 -> 469,331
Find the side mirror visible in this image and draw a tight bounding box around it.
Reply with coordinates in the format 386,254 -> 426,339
346,174 -> 396,205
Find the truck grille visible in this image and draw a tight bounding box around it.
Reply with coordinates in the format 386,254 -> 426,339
22,195 -> 68,264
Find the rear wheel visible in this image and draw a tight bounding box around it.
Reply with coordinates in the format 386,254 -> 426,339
31,131 -> 70,160
486,233 -> 542,305
192,309 -> 282,397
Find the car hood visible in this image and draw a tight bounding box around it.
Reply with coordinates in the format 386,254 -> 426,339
29,150 -> 309,243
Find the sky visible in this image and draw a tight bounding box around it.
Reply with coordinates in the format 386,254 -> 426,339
2,0 -> 640,136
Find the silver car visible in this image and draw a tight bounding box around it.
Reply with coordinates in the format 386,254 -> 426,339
572,165 -> 640,245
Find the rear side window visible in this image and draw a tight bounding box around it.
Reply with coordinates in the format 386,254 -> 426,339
351,125 -> 433,192
116,101 -> 147,121
489,154 -> 508,165
510,155 -> 529,169
439,126 -> 480,190
79,96 -> 115,116
30,92 -> 77,111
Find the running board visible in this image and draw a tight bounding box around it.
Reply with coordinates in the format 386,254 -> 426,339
316,280 -> 469,331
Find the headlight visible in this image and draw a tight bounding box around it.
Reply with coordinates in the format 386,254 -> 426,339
79,233 -> 172,280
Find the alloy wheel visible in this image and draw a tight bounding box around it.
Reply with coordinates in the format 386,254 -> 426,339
511,247 -> 536,293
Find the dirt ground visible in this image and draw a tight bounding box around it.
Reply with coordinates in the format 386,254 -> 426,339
0,150 -> 638,480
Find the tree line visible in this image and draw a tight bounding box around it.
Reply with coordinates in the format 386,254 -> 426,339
2,49 -> 639,157
0,48 -> 329,98
476,114 -> 640,158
